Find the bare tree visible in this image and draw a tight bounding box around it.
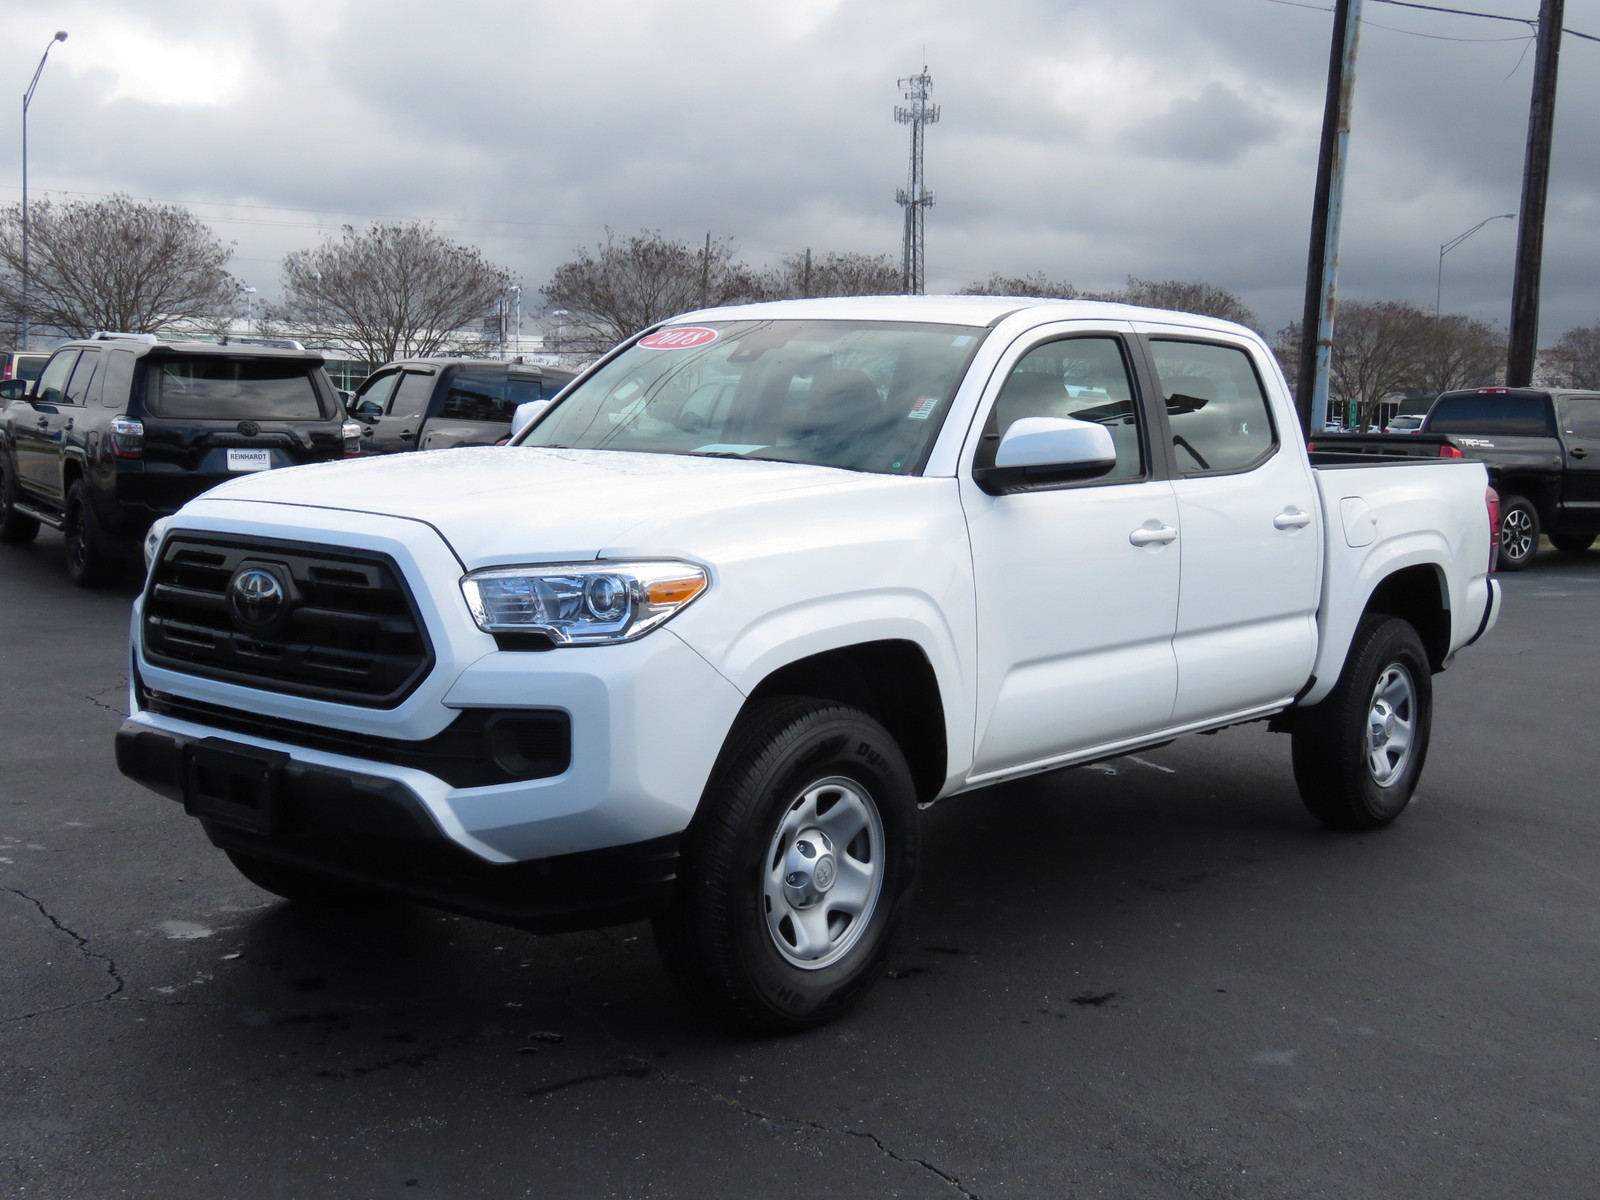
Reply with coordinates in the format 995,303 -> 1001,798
540,231 -> 764,355
1101,277 -> 1258,330
758,250 -> 900,299
1412,313 -> 1503,393
1545,321 -> 1600,388
276,222 -> 515,366
961,272 -> 1080,298
0,193 -> 237,338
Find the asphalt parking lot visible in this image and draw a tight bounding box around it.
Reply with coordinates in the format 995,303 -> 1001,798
2,533 -> 1597,1200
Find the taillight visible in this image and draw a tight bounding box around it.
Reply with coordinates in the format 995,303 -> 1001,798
108,416 -> 144,459
1438,444 -> 1464,459
1485,486 -> 1500,574
341,420 -> 363,458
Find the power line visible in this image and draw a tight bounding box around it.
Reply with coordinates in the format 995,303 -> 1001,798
1268,0 -> 1598,40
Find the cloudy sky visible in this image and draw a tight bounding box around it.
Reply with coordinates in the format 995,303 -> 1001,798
3,0 -> 1596,342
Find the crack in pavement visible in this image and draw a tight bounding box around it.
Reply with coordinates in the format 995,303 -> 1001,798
526,1051 -> 980,1198
4,887 -> 126,1021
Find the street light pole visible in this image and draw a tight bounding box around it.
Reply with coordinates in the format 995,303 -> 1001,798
20,30 -> 68,352
1436,214 -> 1515,318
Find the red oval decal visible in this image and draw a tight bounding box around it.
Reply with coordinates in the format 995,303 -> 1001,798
638,327 -> 718,350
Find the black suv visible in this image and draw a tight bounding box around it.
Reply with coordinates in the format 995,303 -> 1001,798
0,333 -> 359,586
346,358 -> 576,454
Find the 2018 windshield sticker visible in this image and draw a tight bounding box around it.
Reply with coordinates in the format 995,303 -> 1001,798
907,397 -> 939,420
639,327 -> 719,350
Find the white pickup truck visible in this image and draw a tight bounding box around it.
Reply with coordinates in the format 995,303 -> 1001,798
116,296 -> 1501,1031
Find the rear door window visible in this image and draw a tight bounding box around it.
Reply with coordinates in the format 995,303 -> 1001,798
1149,339 -> 1276,474
1558,396 -> 1600,439
1427,394 -> 1556,437
145,357 -> 329,420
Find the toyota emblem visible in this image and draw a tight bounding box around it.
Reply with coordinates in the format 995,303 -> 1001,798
228,566 -> 287,628
237,420 -> 260,438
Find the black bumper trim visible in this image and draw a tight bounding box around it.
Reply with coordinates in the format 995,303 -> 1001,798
116,721 -> 679,934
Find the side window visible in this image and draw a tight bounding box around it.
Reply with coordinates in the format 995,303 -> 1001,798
98,351 -> 136,409
350,371 -> 398,417
984,336 -> 1144,481
389,371 -> 435,417
1150,339 -> 1276,475
33,351 -> 80,407
62,350 -> 101,406
439,375 -> 514,422
1559,396 -> 1600,439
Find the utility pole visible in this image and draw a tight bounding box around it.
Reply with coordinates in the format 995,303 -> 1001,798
1506,0 -> 1564,387
1296,0 -> 1364,436
895,68 -> 939,295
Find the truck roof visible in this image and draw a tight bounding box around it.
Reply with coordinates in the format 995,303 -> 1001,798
671,294 -> 1257,337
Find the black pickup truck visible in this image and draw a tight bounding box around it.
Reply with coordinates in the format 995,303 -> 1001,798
0,333 -> 359,586
1312,387 -> 1600,570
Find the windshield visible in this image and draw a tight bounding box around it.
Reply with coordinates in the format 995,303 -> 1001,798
145,357 -> 329,420
522,319 -> 986,473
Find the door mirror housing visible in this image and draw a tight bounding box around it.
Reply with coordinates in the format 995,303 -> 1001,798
0,378 -> 30,404
975,416 -> 1119,494
509,399 -> 551,440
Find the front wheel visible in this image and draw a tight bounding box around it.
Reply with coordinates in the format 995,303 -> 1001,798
1291,615 -> 1433,831
0,458 -> 40,545
1496,495 -> 1540,572
653,698 -> 918,1033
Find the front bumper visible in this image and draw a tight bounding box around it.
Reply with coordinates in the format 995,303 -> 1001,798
115,719 -> 681,933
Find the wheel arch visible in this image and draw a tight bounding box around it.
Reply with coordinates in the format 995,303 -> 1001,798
740,639 -> 949,805
1363,564 -> 1450,671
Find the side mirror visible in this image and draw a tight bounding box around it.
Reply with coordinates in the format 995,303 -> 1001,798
0,379 -> 30,404
974,416 -> 1118,495
509,399 -> 551,440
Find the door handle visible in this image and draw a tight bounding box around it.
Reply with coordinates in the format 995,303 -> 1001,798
36,416 -> 48,428
1572,447 -> 1589,459
1129,524 -> 1178,547
399,431 -> 416,442
1274,509 -> 1313,530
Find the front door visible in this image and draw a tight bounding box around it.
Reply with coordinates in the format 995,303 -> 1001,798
1556,394 -> 1600,531
959,327 -> 1181,781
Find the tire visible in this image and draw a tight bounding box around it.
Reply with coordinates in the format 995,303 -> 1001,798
1291,615 -> 1433,831
1549,533 -> 1595,555
1496,495 -> 1539,572
0,458 -> 40,545
224,849 -> 385,906
64,480 -> 115,587
652,698 -> 918,1033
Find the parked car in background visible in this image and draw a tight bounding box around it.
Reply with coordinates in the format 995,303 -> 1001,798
346,358 -> 576,454
1384,414 -> 1425,433
2,349 -> 50,384
0,332 -> 360,586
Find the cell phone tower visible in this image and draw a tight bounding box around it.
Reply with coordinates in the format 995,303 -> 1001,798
895,68 -> 939,295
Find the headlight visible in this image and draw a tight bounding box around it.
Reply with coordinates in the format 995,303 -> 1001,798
461,560 -> 708,645
142,516 -> 172,574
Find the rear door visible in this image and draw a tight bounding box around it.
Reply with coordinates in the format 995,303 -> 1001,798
1137,330 -> 1321,723
1556,394 -> 1600,530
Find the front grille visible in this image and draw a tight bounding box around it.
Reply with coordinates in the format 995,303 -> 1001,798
142,534 -> 434,707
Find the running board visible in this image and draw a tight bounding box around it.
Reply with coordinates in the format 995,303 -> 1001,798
14,502 -> 64,530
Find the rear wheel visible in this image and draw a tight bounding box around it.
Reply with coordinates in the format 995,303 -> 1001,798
653,698 -> 918,1033
64,480 -> 115,587
1496,495 -> 1539,572
1291,615 -> 1433,831
0,459 -> 40,545
1549,533 -> 1595,554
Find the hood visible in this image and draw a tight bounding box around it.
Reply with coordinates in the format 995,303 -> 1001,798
198,445 -> 881,565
